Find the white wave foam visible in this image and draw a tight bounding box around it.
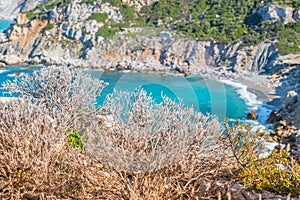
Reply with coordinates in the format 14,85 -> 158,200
121,70 -> 131,73
0,69 -> 7,74
220,79 -> 261,110
6,72 -> 24,77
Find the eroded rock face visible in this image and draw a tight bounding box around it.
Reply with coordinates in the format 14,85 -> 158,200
251,42 -> 279,73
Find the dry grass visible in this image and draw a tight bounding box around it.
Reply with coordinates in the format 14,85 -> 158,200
0,66 -> 236,199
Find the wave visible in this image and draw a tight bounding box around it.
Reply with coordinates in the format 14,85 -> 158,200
0,69 -> 7,74
220,79 -> 261,110
6,72 -> 24,77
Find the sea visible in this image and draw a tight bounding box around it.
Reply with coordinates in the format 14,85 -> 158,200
0,19 -> 12,32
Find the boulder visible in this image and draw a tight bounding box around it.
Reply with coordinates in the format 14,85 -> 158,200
266,110 -> 282,124
247,111 -> 258,120
257,4 -> 295,24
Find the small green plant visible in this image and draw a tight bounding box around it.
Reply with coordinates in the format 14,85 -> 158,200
46,23 -> 54,30
66,128 -> 84,150
88,12 -> 108,22
15,23 -> 30,28
119,4 -> 135,21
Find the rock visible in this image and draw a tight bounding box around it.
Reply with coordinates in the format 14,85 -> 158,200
0,0 -> 25,19
257,4 -> 295,24
251,42 -> 278,72
279,120 -> 287,127
247,111 -> 258,120
232,64 -> 242,73
3,55 -> 22,65
280,90 -> 298,110
0,61 -> 6,68
293,10 -> 300,21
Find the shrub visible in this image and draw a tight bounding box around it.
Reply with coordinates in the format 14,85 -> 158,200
66,128 -> 85,150
3,65 -> 107,129
88,12 -> 108,22
84,88 -> 226,172
46,23 -> 54,30
119,4 -> 135,21
223,119 -> 300,197
0,66 -> 234,198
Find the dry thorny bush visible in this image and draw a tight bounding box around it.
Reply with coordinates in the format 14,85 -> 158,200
0,66 -> 237,199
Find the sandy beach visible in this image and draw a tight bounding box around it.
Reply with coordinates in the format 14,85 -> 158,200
236,72 -> 283,107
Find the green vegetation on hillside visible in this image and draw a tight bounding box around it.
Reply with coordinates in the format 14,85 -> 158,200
137,0 -> 300,54
275,21 -> 300,55
24,0 -> 71,20
88,12 -> 109,22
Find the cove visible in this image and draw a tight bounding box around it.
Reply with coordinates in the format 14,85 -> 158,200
0,66 -> 252,121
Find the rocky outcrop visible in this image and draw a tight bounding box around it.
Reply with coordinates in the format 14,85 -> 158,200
267,67 -> 300,128
266,67 -> 300,159
293,10 -> 300,21
257,4 -> 298,24
251,42 -> 279,73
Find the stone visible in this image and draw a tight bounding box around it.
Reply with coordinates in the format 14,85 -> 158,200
266,110 -> 282,124
293,10 -> 300,21
257,4 -> 295,24
0,62 -> 6,68
247,110 -> 258,120
279,120 -> 287,127
280,90 -> 298,110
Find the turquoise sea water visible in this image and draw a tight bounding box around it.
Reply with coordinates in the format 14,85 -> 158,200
0,66 -> 251,121
0,19 -> 12,32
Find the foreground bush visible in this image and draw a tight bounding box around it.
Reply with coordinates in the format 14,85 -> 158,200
1,66 -> 299,198
0,66 -> 234,198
